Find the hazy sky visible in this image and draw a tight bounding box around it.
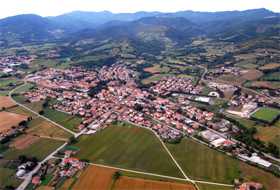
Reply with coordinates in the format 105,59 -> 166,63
1,0 -> 279,18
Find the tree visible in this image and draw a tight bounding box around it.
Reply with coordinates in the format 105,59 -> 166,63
112,171 -> 121,180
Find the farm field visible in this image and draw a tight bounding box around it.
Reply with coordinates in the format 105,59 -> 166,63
73,122 -> 183,177
0,111 -> 28,133
0,96 -> 16,109
167,138 -> 280,190
197,183 -> 234,190
141,74 -> 174,84
258,63 -> 280,71
0,78 -> 22,89
166,138 -> 240,184
72,165 -> 116,190
113,176 -> 196,190
251,107 -> 280,123
4,137 -> 64,161
0,167 -> 22,189
6,105 -> 37,117
26,118 -> 72,139
43,107 -> 82,132
239,162 -> 280,190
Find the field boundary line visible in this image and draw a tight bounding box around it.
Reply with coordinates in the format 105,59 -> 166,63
87,162 -> 234,187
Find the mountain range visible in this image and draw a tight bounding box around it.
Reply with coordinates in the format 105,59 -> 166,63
0,8 -> 279,47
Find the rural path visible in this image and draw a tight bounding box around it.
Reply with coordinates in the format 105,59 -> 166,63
9,83 -> 77,137
125,121 -> 204,190
16,142 -> 67,190
87,162 -> 234,188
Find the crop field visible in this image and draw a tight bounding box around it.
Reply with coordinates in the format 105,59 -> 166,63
0,167 -> 21,189
167,138 -> 280,189
4,137 -> 63,161
0,96 -> 16,109
143,64 -> 170,74
10,134 -> 40,150
74,122 -> 183,177
72,165 -> 116,190
251,107 -> 280,123
240,69 -> 263,81
167,138 -> 240,184
259,63 -> 280,71
141,74 -> 174,84
254,125 -> 280,148
6,105 -> 37,117
114,176 -> 196,190
26,118 -> 72,139
43,108 -> 82,132
0,111 -> 28,133
0,78 -> 22,89
239,162 -> 280,190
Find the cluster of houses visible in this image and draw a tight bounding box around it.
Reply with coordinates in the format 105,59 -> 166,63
150,76 -> 202,96
0,55 -> 33,75
227,92 -> 277,118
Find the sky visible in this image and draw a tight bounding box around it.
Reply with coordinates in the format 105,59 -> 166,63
1,0 -> 279,18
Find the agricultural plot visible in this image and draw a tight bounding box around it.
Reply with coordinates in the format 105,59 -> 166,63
72,165 -> 116,190
73,123 -> 183,177
167,138 -> 280,190
0,96 -> 16,109
43,108 -> 82,132
251,107 -> 280,123
26,118 -> 72,139
114,176 -> 196,190
6,105 -> 37,118
0,111 -> 28,133
0,167 -> 21,189
167,138 -> 240,184
4,137 -> 63,161
259,63 -> 280,71
0,78 -> 22,90
141,74 -> 174,85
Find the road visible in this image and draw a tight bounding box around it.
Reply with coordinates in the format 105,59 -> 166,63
9,83 -> 77,137
16,142 -> 67,190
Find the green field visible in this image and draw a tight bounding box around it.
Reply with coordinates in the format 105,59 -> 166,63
4,138 -> 63,161
167,138 -> 280,189
0,78 -> 22,89
43,107 -> 82,132
252,107 -> 280,123
167,138 -> 240,183
73,122 -> 183,177
0,168 -> 21,189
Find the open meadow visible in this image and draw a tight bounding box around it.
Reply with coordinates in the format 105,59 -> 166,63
43,108 -> 82,132
0,167 -> 22,189
26,117 -> 72,140
73,122 -> 183,177
251,107 -> 280,123
167,138 -> 280,190
4,137 -> 64,161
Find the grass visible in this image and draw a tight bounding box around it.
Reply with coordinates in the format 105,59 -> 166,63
141,74 -> 174,85
251,107 -> 280,123
73,122 -> 183,177
43,107 -> 82,132
26,118 -> 72,139
4,138 -> 64,161
0,78 -> 22,89
167,138 -> 280,190
167,138 -> 240,184
6,105 -> 37,118
12,83 -> 34,94
0,167 -> 21,189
